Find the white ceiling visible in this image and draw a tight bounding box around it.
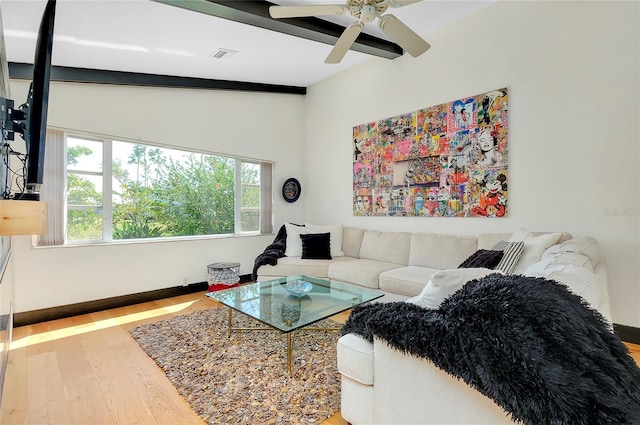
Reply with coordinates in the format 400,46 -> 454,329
0,0 -> 497,88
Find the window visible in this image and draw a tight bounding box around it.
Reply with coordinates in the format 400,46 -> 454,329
67,136 -> 104,241
61,134 -> 272,244
240,162 -> 260,232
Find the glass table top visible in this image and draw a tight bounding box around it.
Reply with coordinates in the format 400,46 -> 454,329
206,275 -> 384,332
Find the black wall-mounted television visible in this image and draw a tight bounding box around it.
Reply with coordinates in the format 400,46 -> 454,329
0,0 -> 56,201
15,0 -> 56,201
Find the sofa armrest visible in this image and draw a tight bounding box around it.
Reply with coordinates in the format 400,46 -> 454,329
337,333 -> 374,385
372,338 -> 512,424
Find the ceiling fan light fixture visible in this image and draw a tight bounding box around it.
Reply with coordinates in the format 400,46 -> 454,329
360,4 -> 377,22
211,48 -> 238,60
270,0 -> 431,64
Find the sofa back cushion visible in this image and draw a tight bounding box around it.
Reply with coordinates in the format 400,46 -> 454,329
305,223 -> 344,257
409,233 -> 478,269
284,222 -> 307,257
477,233 -> 513,250
477,232 -> 573,250
359,230 -> 411,265
342,226 -> 366,258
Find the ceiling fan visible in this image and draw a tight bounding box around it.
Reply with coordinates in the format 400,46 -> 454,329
269,0 -> 431,64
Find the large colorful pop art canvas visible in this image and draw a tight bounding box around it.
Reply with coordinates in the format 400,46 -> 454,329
353,88 -> 508,218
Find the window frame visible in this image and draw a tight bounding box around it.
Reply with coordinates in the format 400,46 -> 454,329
63,131 -> 272,245
65,134 -> 105,244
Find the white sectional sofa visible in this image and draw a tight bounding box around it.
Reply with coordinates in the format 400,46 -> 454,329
256,225 -> 610,317
258,226 -> 492,300
256,224 -> 613,425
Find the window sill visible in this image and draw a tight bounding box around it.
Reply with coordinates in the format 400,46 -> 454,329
33,231 -> 273,249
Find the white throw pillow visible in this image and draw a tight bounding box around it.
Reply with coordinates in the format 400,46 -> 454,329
509,229 -> 562,275
524,263 -> 601,310
284,223 -> 308,257
305,223 -> 344,257
406,268 -> 500,309
539,251 -> 594,272
509,227 -> 533,242
543,236 -> 601,267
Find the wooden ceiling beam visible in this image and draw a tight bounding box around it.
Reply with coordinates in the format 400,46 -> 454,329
151,0 -> 403,59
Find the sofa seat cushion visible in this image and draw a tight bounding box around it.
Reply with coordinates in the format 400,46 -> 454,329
337,333 -> 374,385
257,256 -> 356,278
379,266 -> 442,297
329,259 -> 403,289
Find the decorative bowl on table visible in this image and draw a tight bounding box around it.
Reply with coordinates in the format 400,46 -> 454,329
285,280 -> 312,297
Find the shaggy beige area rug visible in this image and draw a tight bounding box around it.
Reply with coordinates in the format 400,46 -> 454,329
130,307 -> 341,424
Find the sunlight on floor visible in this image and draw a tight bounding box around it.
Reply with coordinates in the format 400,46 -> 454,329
10,300 -> 199,349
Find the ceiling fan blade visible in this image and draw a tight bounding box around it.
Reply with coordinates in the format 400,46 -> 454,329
325,22 -> 364,64
378,14 -> 431,57
269,4 -> 349,19
386,0 -> 423,8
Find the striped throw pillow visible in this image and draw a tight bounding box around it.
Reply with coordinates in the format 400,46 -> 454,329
494,241 -> 525,274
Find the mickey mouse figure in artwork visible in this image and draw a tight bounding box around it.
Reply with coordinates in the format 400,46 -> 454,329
471,173 -> 507,217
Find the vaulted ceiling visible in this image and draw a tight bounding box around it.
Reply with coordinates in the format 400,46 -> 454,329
1,0 -> 497,92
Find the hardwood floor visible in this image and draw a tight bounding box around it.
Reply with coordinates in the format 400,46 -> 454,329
1,293 -> 214,425
0,292 -> 637,425
628,343 -> 640,365
0,292 -> 350,425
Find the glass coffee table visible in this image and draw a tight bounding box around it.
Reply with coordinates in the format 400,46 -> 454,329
206,275 -> 384,374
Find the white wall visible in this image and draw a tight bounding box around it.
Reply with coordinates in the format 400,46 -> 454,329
8,80 -> 307,312
7,1 -> 640,328
303,1 -> 640,326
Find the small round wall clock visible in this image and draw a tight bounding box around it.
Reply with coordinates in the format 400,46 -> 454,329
282,178 -> 301,203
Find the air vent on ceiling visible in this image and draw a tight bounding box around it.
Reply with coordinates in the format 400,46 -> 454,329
211,48 -> 238,60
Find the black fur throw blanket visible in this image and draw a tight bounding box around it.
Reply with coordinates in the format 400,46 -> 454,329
251,224 -> 287,281
342,274 -> 640,424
